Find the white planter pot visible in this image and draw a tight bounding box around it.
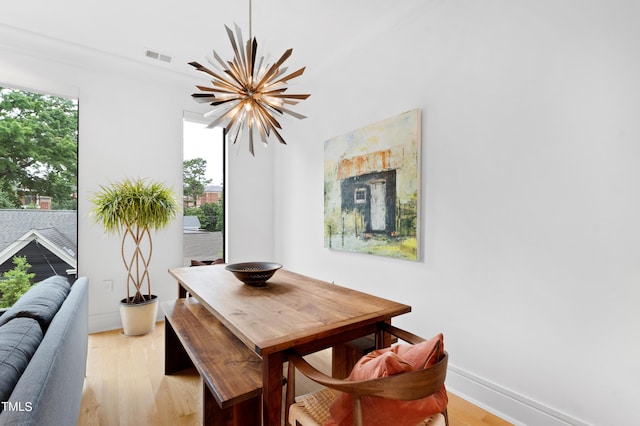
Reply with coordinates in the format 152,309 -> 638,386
120,295 -> 158,336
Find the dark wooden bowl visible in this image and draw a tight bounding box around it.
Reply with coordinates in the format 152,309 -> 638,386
225,262 -> 283,286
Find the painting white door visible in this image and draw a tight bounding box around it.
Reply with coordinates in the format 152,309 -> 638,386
370,181 -> 386,231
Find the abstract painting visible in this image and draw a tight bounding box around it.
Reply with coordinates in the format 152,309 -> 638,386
324,109 -> 421,260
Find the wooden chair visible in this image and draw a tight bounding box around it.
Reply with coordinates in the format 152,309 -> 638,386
286,323 -> 449,426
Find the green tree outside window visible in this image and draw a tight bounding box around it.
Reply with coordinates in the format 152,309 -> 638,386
0,256 -> 35,308
0,87 -> 78,209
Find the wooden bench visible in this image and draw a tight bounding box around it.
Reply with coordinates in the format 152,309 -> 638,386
162,298 -> 262,426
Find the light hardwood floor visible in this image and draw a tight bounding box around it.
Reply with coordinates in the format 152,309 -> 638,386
78,322 -> 512,426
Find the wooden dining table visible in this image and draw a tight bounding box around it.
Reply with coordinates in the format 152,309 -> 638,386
168,264 -> 411,426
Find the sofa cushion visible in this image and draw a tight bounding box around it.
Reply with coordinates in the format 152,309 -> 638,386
0,276 -> 71,332
0,317 -> 44,410
0,278 -> 88,426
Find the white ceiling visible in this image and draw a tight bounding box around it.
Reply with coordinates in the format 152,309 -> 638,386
0,0 -> 416,78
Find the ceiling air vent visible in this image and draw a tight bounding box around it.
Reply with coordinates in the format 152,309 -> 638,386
145,48 -> 172,63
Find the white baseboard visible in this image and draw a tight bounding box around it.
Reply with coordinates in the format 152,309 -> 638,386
88,311 -> 121,334
446,364 -> 590,426
89,308 -> 166,334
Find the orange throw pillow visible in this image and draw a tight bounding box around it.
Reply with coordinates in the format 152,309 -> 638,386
325,334 -> 447,426
396,333 -> 444,369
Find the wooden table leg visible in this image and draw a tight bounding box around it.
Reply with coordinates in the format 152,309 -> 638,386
262,352 -> 284,426
375,319 -> 394,349
178,283 -> 188,298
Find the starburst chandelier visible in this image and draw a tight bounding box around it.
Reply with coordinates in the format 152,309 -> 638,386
189,0 -> 310,155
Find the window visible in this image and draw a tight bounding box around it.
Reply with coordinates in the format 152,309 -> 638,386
0,86 -> 78,285
354,187 -> 367,204
182,113 -> 225,266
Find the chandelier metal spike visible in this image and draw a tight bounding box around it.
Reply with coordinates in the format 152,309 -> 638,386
189,1 -> 310,155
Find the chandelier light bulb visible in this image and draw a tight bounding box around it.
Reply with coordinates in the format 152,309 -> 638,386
189,24 -> 310,155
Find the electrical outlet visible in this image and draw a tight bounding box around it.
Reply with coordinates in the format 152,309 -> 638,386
102,280 -> 113,293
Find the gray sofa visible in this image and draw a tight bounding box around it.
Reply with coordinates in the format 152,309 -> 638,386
0,275 -> 88,426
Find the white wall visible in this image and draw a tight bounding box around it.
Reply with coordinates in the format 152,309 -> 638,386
0,25 -> 275,333
271,1 -> 640,425
2,1 -> 639,424
225,141 -> 275,263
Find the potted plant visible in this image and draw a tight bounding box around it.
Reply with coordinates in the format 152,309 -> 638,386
91,178 -> 178,335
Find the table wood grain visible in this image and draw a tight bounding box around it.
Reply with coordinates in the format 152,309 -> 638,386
168,264 -> 411,426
